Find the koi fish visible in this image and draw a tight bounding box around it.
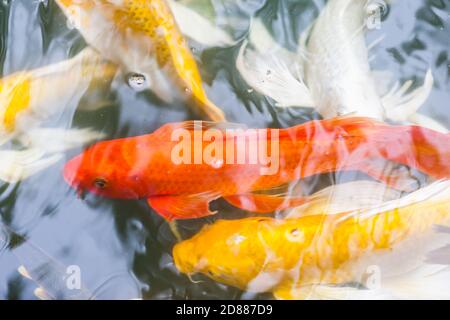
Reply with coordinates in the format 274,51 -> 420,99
0,48 -> 115,183
237,0 -> 447,132
0,47 -> 115,140
173,180 -> 450,300
64,117 -> 450,221
55,0 -> 226,121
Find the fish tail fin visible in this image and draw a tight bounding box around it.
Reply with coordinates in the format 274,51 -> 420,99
236,19 -> 314,108
196,98 -> 227,122
374,124 -> 450,180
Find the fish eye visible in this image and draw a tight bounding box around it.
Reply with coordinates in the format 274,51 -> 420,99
93,177 -> 108,189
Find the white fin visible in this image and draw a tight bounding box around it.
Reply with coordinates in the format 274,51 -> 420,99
34,287 -> 52,300
276,265 -> 450,300
426,243 -> 450,265
236,40 -> 314,108
168,0 -> 235,47
287,181 -> 402,218
274,284 -> 389,300
18,128 -> 105,153
18,265 -> 32,280
237,18 -> 314,107
248,18 -> 295,60
408,113 -> 449,133
383,69 -> 434,122
425,226 -> 450,265
0,148 -> 62,183
376,265 -> 450,300
338,180 -> 450,222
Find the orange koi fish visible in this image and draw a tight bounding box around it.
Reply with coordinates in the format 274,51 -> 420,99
173,180 -> 450,300
55,0 -> 226,121
64,117 -> 450,221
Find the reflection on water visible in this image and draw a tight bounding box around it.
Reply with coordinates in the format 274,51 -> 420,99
0,0 -> 449,299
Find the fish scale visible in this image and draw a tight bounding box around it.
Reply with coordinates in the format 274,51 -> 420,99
173,182 -> 450,299
56,0 -> 226,121
64,117 -> 450,221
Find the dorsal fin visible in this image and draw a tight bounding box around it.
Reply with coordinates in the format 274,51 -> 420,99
152,121 -> 248,140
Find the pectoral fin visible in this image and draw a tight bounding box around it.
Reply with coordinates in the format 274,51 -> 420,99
383,69 -> 434,122
224,192 -> 310,213
237,18 -> 313,108
147,192 -> 221,221
236,40 -> 314,108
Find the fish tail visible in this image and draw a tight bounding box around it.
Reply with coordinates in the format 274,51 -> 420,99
370,124 -> 450,180
196,97 -> 226,122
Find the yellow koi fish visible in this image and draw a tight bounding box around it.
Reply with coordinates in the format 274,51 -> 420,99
55,0 -> 226,121
174,180 -> 450,299
0,48 -> 116,182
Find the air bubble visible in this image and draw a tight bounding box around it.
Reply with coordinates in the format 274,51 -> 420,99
127,73 -> 148,91
209,158 -> 224,169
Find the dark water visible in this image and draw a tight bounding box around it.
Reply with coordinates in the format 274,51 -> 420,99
0,0 -> 449,300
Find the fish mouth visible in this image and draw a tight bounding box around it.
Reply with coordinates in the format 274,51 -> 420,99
63,155 -> 83,186
76,187 -> 86,200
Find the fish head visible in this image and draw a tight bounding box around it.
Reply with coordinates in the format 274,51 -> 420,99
173,218 -> 274,290
64,139 -> 144,200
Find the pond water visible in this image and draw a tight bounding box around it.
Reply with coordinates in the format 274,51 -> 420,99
0,0 -> 449,299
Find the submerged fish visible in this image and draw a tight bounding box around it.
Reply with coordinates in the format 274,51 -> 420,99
0,217 -> 145,300
237,0 -> 447,132
0,48 -> 115,140
0,48 -> 115,183
173,180 -> 450,300
0,221 -> 94,300
64,117 -> 450,221
55,0 -> 226,121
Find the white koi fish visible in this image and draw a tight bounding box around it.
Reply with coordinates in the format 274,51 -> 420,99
237,0 -> 447,132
